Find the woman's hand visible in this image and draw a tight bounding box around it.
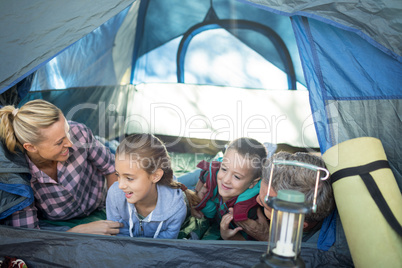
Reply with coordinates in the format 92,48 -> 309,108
67,220 -> 123,235
191,207 -> 204,219
235,208 -> 270,241
194,181 -> 208,200
191,180 -> 208,219
220,208 -> 245,240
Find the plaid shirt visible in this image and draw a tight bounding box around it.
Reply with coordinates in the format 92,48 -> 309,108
4,121 -> 115,228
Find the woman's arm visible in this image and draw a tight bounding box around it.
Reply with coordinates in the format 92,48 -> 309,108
68,182 -> 124,235
191,180 -> 208,218
67,220 -> 122,235
2,203 -> 39,229
105,172 -> 118,189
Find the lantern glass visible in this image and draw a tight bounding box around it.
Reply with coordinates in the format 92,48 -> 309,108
267,208 -> 305,259
252,160 -> 331,268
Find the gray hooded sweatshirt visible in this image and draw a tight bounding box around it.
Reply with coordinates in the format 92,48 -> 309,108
106,182 -> 187,238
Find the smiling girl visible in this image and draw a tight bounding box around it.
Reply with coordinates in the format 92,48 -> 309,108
192,137 -> 267,240
106,133 -> 194,238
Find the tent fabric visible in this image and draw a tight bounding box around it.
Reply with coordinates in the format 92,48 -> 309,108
21,5 -> 132,92
131,0 -> 305,89
0,142 -> 33,220
0,225 -> 353,268
23,0 -> 307,91
241,1 -> 402,188
0,0 -> 134,93
2,0 -> 400,93
242,0 -> 402,60
290,16 -> 402,189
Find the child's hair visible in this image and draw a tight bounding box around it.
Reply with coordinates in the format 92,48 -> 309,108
262,151 -> 335,223
225,137 -> 268,180
0,99 -> 62,153
116,133 -> 200,207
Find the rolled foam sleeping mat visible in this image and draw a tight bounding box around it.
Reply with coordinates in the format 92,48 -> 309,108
322,137 -> 402,268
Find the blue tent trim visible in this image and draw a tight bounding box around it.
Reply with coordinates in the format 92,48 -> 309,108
130,0 -> 150,84
238,0 -> 402,62
317,209 -> 337,251
290,14 -> 402,159
0,183 -> 34,220
0,182 -> 33,197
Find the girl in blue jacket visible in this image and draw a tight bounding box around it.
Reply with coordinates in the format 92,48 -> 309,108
106,134 -> 196,238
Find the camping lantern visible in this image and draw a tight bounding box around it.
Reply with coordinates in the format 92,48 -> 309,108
253,160 -> 330,268
254,189 -> 309,267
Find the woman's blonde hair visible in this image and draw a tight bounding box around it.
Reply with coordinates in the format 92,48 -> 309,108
0,99 -> 62,153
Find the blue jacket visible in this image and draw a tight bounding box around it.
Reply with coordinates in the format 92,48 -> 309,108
0,141 -> 33,220
106,182 -> 187,239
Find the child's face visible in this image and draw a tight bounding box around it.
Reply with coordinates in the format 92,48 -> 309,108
217,148 -> 258,202
115,157 -> 156,205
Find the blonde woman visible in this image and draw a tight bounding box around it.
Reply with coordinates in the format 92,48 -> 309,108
0,99 -> 122,234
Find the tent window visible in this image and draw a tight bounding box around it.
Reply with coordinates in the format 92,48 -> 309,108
181,28 -> 288,89
177,20 -> 298,90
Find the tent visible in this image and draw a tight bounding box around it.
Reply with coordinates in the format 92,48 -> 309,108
0,0 -> 401,267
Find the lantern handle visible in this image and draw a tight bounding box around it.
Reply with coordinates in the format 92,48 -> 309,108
265,160 -> 330,213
